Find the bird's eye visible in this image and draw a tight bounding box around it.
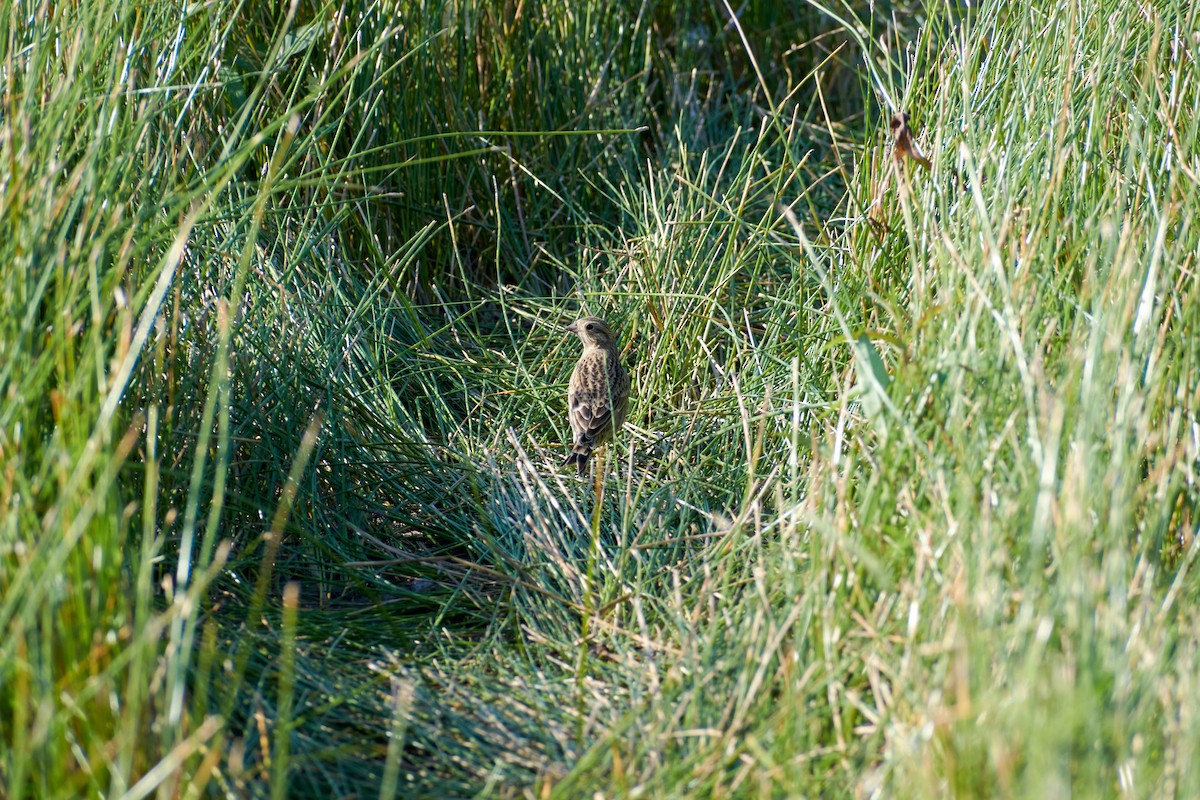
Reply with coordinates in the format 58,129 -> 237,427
586,323 -> 595,331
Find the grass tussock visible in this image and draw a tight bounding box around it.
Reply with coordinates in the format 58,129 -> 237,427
1,0 -> 1198,797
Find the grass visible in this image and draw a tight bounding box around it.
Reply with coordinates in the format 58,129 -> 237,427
2,0 -> 1198,796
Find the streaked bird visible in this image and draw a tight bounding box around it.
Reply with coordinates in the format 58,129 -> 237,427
890,112 -> 932,171
563,317 -> 630,476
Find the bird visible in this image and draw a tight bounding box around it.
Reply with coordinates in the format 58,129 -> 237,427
563,316 -> 630,476
890,112 -> 932,171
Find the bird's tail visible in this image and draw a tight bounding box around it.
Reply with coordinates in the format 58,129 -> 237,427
562,450 -> 589,476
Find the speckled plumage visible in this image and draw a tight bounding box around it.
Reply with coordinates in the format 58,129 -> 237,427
563,317 -> 630,476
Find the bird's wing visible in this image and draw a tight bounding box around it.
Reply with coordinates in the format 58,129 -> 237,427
569,389 -> 613,445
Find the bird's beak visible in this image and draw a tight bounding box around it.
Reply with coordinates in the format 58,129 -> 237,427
565,322 -> 578,334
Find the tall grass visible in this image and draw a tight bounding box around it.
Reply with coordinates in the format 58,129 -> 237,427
1,0 -> 1197,797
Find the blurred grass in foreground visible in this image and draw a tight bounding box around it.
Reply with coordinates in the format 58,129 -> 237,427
1,0 -> 1197,797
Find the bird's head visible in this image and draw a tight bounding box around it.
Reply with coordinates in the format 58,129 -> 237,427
566,316 -> 618,348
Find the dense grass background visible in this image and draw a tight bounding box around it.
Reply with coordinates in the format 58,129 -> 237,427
2,0 -> 1198,796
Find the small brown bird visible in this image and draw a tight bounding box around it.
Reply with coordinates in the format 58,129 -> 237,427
890,112 -> 932,171
563,317 -> 630,476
